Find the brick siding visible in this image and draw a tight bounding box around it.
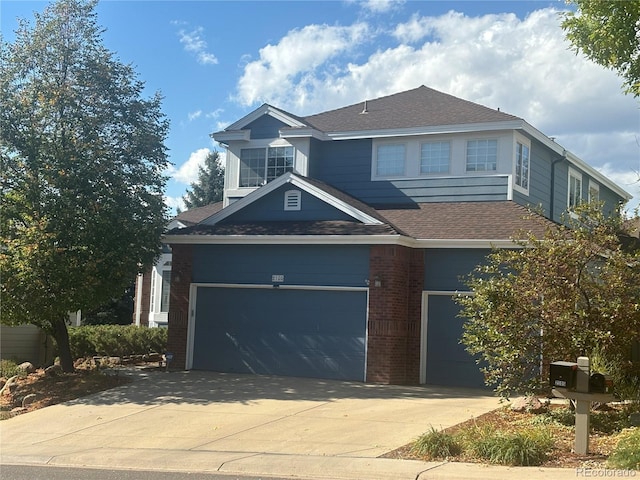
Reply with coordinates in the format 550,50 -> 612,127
366,245 -> 424,384
166,244 -> 193,369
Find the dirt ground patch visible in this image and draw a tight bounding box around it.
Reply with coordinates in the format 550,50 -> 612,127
0,364 -> 133,419
382,403 -> 626,469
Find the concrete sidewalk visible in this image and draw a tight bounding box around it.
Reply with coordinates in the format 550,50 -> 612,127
0,369 -> 584,479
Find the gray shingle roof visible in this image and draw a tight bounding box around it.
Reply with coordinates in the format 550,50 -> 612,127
174,202 -> 224,226
303,85 -> 521,133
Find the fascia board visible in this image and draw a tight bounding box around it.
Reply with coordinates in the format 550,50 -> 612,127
324,120 -> 525,140
226,104 -> 308,131
201,173 -> 295,225
279,128 -> 329,140
201,172 -> 383,226
288,176 -> 383,225
163,234 -> 413,246
210,130 -> 250,143
520,122 -> 631,200
162,234 -> 523,249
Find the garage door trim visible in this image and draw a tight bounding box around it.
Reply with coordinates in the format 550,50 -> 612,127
187,282 -> 369,375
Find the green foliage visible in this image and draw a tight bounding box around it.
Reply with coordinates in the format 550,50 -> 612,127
457,203 -> 640,398
608,428 -> 640,470
182,150 -> 224,210
0,359 -> 24,379
0,0 -> 169,371
82,284 -> 134,325
67,325 -> 167,359
469,427 -> 553,466
562,1 -> 640,97
411,427 -> 462,459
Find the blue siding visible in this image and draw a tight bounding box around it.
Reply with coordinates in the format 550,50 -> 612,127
311,139 -> 508,205
220,185 -> 354,223
246,115 -> 287,139
192,244 -> 370,287
424,248 -> 490,291
193,287 -> 367,381
513,138 -> 554,217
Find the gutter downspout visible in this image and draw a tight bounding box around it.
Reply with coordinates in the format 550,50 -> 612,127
550,149 -> 567,222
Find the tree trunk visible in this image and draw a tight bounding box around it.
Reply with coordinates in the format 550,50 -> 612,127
52,317 -> 74,372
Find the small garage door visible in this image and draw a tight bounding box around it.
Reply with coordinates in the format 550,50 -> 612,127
191,286 -> 367,381
424,294 -> 486,388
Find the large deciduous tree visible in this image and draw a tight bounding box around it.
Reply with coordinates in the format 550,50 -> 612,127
0,0 -> 169,372
562,0 -> 640,97
457,204 -> 640,399
181,150 -> 224,210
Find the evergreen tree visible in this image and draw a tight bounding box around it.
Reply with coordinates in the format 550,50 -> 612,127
182,150 -> 225,209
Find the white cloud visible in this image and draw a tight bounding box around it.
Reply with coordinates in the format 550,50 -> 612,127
359,0 -> 404,14
171,147 -> 212,185
164,195 -> 186,214
188,110 -> 202,121
236,23 -> 369,109
177,26 -> 218,65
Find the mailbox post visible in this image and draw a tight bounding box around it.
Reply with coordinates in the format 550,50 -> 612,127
551,356 -> 614,455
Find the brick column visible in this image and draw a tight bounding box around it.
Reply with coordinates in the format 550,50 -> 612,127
167,244 -> 193,370
366,245 -> 423,384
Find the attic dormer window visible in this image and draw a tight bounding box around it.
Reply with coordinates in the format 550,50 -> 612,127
284,190 -> 301,211
240,146 -> 294,187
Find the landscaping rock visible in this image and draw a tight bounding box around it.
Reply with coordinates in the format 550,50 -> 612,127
44,365 -> 63,376
510,396 -> 547,414
22,393 -> 37,408
17,362 -> 36,374
629,412 -> 640,426
0,375 -> 19,396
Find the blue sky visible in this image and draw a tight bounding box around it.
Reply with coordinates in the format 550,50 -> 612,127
2,0 -> 639,214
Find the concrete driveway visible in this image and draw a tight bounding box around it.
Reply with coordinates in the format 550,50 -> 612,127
1,369 -> 504,478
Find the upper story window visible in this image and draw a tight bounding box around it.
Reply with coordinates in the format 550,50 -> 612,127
515,141 -> 530,191
466,139 -> 497,172
240,146 -> 294,187
568,168 -> 583,208
376,144 -> 405,177
420,141 -> 450,174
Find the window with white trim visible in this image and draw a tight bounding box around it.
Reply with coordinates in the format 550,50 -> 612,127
466,139 -> 497,172
239,146 -> 294,187
375,144 -> 405,177
568,168 -> 583,208
420,141 -> 450,174
284,190 -> 301,211
160,269 -> 171,313
589,181 -> 600,203
515,141 -> 530,191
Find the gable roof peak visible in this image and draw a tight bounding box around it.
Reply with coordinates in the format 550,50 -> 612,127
303,85 -> 521,134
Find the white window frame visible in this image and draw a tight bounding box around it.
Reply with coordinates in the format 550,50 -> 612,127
239,145 -> 295,187
420,141 -> 450,174
588,180 -> 600,204
568,167 -> 583,209
374,143 -> 406,178
466,139 -> 498,172
514,137 -> 531,195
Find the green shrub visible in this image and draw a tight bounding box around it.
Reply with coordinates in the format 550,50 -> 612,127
0,359 -> 23,378
411,427 -> 462,459
608,428 -> 640,470
67,325 -> 167,359
469,427 -> 553,466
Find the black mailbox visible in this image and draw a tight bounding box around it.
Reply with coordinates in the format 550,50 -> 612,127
589,373 -> 613,393
550,361 -> 578,390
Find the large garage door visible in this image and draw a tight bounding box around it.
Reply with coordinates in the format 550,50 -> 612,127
192,286 -> 367,381
424,294 -> 486,388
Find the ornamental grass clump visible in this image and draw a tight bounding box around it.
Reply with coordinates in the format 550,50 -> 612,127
411,427 -> 462,460
468,426 -> 553,466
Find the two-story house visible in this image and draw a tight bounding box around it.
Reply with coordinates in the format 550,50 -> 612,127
161,86 -> 630,387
